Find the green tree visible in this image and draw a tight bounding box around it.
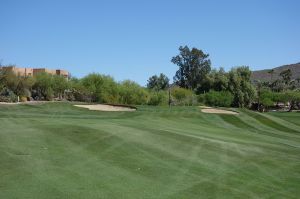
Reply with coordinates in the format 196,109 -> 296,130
148,90 -> 168,106
172,46 -> 211,92
202,90 -> 233,107
271,79 -> 285,92
68,77 -> 92,102
209,68 -> 229,91
170,87 -> 195,106
147,73 -> 169,91
33,72 -> 54,100
280,69 -> 292,85
0,69 -> 4,91
295,77 -> 300,89
81,73 -> 119,103
0,67 -> 34,99
285,91 -> 300,111
259,89 -> 275,111
268,69 -> 274,82
228,66 -> 256,107
119,80 -> 149,105
0,67 -> 19,92
52,75 -> 69,99
16,76 -> 35,98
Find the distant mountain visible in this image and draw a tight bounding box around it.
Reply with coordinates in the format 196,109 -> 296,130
251,63 -> 300,82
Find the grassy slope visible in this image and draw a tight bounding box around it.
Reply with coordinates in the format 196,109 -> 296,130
0,103 -> 299,199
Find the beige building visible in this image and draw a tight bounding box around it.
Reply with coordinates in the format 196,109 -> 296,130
32,68 -> 56,76
1,66 -> 34,77
1,66 -> 69,79
55,69 -> 69,78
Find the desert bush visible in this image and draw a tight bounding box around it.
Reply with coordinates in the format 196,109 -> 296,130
171,87 -> 196,105
256,90 -> 300,111
45,87 -> 54,101
32,73 -> 53,100
148,90 -> 168,105
20,96 -> 28,102
81,73 -> 119,103
284,90 -> 300,111
52,75 -> 69,99
202,90 -> 233,107
0,88 -> 18,102
66,78 -> 90,102
119,80 -> 149,105
197,94 -> 205,105
259,90 -> 275,109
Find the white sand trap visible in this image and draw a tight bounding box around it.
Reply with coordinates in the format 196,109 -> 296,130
0,102 -> 17,105
0,101 -> 48,105
201,108 -> 238,115
74,104 -> 136,112
199,105 -> 212,109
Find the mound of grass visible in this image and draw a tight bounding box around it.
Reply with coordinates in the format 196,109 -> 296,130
0,103 -> 299,198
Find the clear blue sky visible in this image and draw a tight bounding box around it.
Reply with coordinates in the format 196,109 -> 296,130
1,0 -> 299,85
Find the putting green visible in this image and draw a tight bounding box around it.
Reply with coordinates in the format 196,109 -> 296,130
0,103 -> 299,198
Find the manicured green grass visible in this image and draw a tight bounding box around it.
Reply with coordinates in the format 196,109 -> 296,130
0,103 -> 299,198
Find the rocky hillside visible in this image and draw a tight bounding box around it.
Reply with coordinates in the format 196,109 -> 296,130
251,63 -> 300,82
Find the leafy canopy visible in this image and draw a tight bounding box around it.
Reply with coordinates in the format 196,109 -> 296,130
172,46 -> 211,92
147,73 -> 169,91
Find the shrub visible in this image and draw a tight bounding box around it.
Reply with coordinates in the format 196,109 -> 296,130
20,96 -> 28,102
284,90 -> 300,111
81,73 -> 119,103
0,88 -> 18,102
45,87 -> 54,101
148,91 -> 168,106
171,87 -> 196,105
259,90 -> 275,108
197,94 -> 205,105
33,72 -> 53,100
202,90 -> 233,107
119,80 -> 149,105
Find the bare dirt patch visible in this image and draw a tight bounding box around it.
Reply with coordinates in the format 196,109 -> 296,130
201,108 -> 238,115
74,104 -> 136,112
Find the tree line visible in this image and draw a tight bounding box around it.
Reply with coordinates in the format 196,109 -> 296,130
1,46 -> 300,111
147,46 -> 300,111
0,68 -> 162,105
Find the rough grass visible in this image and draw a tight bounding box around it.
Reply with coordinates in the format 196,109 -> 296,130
0,103 -> 299,198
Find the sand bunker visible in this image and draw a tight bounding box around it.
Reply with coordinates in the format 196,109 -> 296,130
0,102 -> 17,105
199,105 -> 212,109
74,104 -> 136,112
0,101 -> 48,105
201,108 -> 238,115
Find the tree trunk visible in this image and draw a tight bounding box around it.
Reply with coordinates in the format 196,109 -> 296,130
288,101 -> 294,112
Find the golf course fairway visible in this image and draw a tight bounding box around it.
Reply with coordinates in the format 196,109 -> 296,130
0,103 -> 299,198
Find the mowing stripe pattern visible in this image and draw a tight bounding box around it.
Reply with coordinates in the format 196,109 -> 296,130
0,103 -> 299,198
